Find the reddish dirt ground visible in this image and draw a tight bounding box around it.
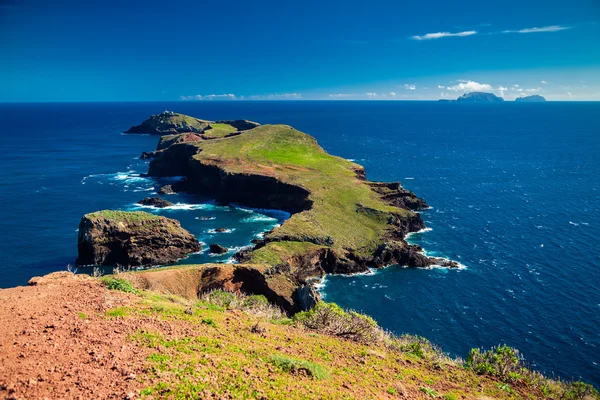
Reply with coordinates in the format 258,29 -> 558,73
0,273 -> 151,399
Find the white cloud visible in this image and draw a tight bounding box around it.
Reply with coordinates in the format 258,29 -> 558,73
446,80 -> 493,92
497,86 -> 508,91
366,92 -> 378,98
328,93 -> 351,98
411,30 -> 477,40
503,25 -> 571,34
389,92 -> 397,97
437,85 -> 445,89
180,93 -> 236,101
541,80 -> 548,84
401,84 -> 416,90
526,88 -> 542,93
513,84 -> 520,87
249,93 -> 302,100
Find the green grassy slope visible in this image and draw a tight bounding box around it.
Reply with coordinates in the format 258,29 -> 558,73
188,124 -> 410,264
100,278 -> 598,400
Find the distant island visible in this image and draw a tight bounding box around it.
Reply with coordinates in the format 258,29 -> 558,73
457,92 -> 504,102
515,95 -> 547,102
440,92 -> 547,102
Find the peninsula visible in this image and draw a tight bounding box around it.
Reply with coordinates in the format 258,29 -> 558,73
78,112 -> 457,312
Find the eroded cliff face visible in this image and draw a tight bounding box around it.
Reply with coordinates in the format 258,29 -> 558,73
76,211 -> 201,267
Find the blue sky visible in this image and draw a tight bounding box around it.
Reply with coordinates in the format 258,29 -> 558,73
1,0 -> 599,101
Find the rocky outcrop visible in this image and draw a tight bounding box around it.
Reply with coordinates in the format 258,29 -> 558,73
76,210 -> 200,266
369,181 -> 429,210
209,244 -> 228,254
372,241 -> 458,268
158,185 -> 175,195
137,197 -> 173,208
125,111 -> 211,135
294,283 -> 321,311
140,151 -> 157,159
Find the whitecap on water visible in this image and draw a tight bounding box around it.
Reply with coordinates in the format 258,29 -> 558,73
130,202 -> 217,211
207,228 -> 235,234
405,227 -> 433,239
241,214 -> 278,223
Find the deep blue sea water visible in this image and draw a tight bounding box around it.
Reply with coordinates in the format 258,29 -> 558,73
0,101 -> 598,385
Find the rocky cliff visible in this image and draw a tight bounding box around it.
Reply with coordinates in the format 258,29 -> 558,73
76,210 -> 200,266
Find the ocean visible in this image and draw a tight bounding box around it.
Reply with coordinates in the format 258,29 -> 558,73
0,101 -> 598,385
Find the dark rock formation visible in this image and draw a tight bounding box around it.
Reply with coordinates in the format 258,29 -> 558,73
137,197 -> 173,208
369,181 -> 429,210
140,151 -> 157,160
158,185 -> 175,195
294,284 -> 321,311
456,92 -> 504,102
515,95 -> 547,102
125,111 -> 210,135
213,228 -> 229,233
148,143 -> 201,177
209,244 -> 228,254
76,211 -> 200,266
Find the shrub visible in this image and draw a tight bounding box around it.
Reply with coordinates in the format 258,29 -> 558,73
293,302 -> 382,343
466,345 -> 523,380
562,381 -> 599,400
207,290 -> 236,308
201,318 -> 216,327
198,290 -> 283,320
101,277 -> 138,294
105,307 -> 129,318
269,354 -> 328,380
243,294 -> 269,308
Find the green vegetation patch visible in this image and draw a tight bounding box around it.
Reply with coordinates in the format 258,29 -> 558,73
182,124 -> 413,266
101,277 -> 139,294
205,123 -> 238,138
87,210 -> 161,224
269,354 -> 329,380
